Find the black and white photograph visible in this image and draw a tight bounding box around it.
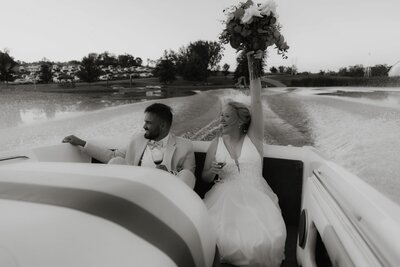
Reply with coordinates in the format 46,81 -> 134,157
0,0 -> 400,266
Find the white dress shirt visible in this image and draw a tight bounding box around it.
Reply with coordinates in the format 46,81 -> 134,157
140,134 -> 170,169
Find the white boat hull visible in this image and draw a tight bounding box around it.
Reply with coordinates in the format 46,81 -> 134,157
1,138 -> 400,266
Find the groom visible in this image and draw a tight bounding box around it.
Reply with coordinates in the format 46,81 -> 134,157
62,103 -> 196,188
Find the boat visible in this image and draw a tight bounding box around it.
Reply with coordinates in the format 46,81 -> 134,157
1,136 -> 399,267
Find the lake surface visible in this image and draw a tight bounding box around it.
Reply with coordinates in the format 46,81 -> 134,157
1,87 -> 399,205
0,90 -> 145,129
278,87 -> 400,205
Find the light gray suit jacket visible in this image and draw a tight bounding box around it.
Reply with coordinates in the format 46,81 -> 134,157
82,133 -> 196,188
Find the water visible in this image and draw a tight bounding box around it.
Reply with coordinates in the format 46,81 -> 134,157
0,90 -> 221,152
289,87 -> 400,205
1,87 -> 400,205
0,90 -> 143,129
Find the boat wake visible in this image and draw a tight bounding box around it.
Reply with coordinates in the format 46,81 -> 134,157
1,87 -> 399,206
182,118 -> 221,141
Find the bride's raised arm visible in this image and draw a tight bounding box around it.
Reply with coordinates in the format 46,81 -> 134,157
247,51 -> 264,157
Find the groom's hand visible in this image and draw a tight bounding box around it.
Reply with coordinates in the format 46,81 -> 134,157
62,135 -> 86,147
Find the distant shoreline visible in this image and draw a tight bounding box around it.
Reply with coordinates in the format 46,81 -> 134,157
268,74 -> 400,88
0,76 -> 237,94
2,74 -> 398,97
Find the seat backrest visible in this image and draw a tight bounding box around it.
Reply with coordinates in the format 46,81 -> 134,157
193,152 -> 303,227
193,152 -> 213,198
262,157 -> 303,227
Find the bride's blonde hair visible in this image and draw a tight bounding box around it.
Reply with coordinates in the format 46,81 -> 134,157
227,101 -> 251,133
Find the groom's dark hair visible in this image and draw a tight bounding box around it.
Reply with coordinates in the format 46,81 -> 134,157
145,103 -> 173,126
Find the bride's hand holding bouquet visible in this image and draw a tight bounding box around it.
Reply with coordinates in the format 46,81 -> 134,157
219,0 -> 289,80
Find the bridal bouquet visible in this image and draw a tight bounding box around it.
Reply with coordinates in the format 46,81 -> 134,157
220,0 -> 289,78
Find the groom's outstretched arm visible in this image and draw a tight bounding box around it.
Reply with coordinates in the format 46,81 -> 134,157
82,141 -> 127,163
63,134 -> 126,163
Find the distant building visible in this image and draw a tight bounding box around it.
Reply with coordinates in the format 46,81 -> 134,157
68,65 -> 78,71
388,61 -> 400,77
26,65 -> 41,73
18,66 -> 26,73
52,65 -> 60,71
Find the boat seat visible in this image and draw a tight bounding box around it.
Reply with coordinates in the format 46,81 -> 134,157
92,150 -> 302,266
194,152 -> 303,267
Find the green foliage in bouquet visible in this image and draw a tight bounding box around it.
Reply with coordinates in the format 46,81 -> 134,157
220,0 -> 289,56
220,0 -> 289,79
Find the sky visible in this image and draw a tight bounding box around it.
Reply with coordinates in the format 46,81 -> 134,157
1,0 -> 400,72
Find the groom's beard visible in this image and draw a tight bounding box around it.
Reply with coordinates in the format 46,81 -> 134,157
144,129 -> 160,140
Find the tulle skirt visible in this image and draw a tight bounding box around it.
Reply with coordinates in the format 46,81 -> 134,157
204,179 -> 286,267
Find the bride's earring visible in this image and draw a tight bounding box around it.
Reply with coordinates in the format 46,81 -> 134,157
239,124 -> 247,134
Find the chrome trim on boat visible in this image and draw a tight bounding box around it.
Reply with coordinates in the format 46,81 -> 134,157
0,156 -> 29,162
313,170 -> 389,267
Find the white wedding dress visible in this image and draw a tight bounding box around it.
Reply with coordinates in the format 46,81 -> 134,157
204,135 -> 286,267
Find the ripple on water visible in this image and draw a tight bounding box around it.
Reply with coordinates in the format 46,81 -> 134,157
0,93 -> 221,152
2,88 -> 399,206
302,97 -> 400,205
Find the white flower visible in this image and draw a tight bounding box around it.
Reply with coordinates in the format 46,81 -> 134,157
259,0 -> 277,16
224,6 -> 236,22
226,12 -> 235,23
241,4 -> 263,24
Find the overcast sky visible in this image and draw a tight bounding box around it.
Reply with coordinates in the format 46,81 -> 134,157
1,0 -> 399,72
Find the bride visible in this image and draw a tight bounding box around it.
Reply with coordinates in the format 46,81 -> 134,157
202,52 -> 286,267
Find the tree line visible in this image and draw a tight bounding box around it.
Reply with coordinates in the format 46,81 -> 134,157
152,40 -> 226,84
1,45 -> 394,86
0,43 -> 228,84
0,50 -> 144,83
0,49 -> 17,83
269,64 -> 391,77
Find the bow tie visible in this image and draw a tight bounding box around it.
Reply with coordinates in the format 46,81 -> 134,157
148,140 -> 163,149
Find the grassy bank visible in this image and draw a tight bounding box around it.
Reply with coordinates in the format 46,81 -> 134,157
0,75 -> 237,94
268,74 -> 400,87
